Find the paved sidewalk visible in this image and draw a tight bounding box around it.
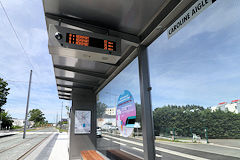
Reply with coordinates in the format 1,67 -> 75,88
0,131 -> 18,137
48,132 -> 69,160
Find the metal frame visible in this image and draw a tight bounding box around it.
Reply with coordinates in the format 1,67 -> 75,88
45,13 -> 141,45
138,46 -> 155,160
42,1 -> 200,159
58,90 -> 72,94
56,76 -> 99,87
57,84 -> 93,90
59,96 -> 71,100
54,65 -> 107,79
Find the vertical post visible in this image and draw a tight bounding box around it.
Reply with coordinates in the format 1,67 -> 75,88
23,70 -> 32,139
0,108 -> 2,130
205,128 -> 208,143
138,46 -> 156,160
56,113 -> 58,127
61,102 -> 63,129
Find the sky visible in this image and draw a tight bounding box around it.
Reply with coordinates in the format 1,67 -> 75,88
99,0 -> 240,109
0,0 -> 70,123
0,0 -> 240,122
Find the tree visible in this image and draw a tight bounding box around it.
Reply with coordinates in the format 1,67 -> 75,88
97,102 -> 107,118
65,106 -> 70,117
29,109 -> 46,126
153,105 -> 240,138
0,109 -> 13,129
0,78 -> 10,130
0,78 -> 10,108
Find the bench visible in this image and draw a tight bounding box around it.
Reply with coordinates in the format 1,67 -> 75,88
106,149 -> 142,160
80,150 -> 105,160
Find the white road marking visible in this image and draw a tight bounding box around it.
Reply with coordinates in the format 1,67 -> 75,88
156,146 -> 209,160
209,143 -> 240,150
113,141 -> 126,146
132,147 -> 143,152
156,154 -> 162,157
103,137 -> 110,141
104,135 -> 209,160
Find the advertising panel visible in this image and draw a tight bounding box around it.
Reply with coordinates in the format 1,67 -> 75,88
116,90 -> 136,137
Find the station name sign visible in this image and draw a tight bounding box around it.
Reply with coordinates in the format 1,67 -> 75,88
168,0 -> 216,39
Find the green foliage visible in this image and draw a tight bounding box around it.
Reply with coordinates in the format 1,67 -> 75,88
29,109 -> 46,126
153,105 -> 240,139
97,102 -> 107,118
0,78 -> 10,108
11,125 -> 22,129
65,106 -> 70,117
0,109 -> 13,129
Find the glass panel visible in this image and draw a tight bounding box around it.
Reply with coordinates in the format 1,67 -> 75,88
97,58 -> 144,158
149,0 -> 240,159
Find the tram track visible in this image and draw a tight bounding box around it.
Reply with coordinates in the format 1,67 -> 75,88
0,136 -> 22,144
17,133 -> 53,160
0,134 -> 52,155
0,128 -> 57,160
0,135 -> 41,154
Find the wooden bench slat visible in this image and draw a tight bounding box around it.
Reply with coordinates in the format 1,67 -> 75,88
81,150 -> 104,160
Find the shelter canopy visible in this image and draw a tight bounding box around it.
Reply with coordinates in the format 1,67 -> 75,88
42,0 -> 196,100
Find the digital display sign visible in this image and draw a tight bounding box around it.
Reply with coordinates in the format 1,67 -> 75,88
66,33 -> 116,51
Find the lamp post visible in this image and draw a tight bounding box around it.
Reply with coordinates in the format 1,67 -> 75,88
204,127 -> 208,143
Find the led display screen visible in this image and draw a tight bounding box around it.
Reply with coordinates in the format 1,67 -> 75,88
66,33 -> 116,51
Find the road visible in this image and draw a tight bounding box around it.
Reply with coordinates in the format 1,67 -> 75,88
98,133 -> 240,160
0,127 -> 57,160
1,128 -> 240,160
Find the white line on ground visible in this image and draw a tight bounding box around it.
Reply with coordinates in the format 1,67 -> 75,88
155,146 -> 209,160
104,135 -> 209,160
113,141 -> 126,146
132,147 -> 143,152
103,137 -> 110,141
156,154 -> 162,157
209,143 -> 240,150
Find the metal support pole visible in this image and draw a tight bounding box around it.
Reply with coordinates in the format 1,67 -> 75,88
61,101 -> 63,130
138,46 -> 156,160
0,108 -> 2,130
23,70 -> 32,139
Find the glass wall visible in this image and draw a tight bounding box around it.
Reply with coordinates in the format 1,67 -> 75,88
149,0 -> 240,159
97,58 -> 145,158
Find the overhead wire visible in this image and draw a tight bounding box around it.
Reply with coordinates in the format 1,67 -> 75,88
0,0 -> 35,70
0,0 -> 45,90
0,1 -> 58,101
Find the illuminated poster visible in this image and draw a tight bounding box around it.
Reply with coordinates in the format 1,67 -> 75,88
116,90 -> 136,137
75,110 -> 91,134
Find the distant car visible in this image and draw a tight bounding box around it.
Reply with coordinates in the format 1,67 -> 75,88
97,127 -> 102,138
101,124 -> 111,131
109,126 -> 118,130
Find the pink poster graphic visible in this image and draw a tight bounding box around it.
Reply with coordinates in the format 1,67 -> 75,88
116,90 -> 136,137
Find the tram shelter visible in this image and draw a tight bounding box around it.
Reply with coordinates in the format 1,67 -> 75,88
42,0 -> 199,159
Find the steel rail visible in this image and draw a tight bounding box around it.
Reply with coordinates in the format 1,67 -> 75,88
17,133 -> 53,160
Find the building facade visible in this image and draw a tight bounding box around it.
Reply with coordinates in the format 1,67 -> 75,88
211,100 -> 240,114
12,119 -> 34,128
105,107 -> 116,115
